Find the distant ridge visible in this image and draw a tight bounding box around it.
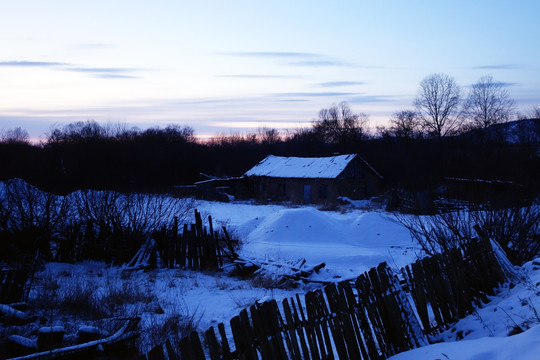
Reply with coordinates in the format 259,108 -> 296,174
460,118 -> 540,145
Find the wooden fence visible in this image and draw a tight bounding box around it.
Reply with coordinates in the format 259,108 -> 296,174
152,210 -> 230,271
401,236 -> 507,333
0,269 -> 28,304
146,234 -> 509,360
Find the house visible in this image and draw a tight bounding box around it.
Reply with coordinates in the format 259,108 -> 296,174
244,154 -> 383,204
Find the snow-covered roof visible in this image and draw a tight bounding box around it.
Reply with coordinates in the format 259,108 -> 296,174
244,154 -> 359,179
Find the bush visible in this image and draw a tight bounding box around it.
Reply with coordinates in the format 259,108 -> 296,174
0,179 -> 195,264
396,204 -> 540,264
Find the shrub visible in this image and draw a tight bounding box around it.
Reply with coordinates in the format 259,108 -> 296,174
396,204 -> 540,264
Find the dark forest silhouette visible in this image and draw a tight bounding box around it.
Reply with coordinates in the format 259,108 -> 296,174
1,116 -> 539,200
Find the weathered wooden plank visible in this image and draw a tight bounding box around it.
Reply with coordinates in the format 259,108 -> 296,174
205,327 -> 221,360
314,290 -> 334,359
147,344 -> 166,360
218,322 -> 232,360
358,269 -> 389,356
250,303 -> 275,359
178,336 -> 195,360
180,224 -> 188,267
334,282 -> 363,360
230,310 -> 258,359
338,281 -> 370,360
297,293 -> 320,360
403,263 -> 430,333
265,300 -> 290,360
288,296 -> 311,360
282,298 -> 303,360
189,331 -> 206,360
305,291 -> 329,359
323,283 -> 349,360
380,263 -> 428,352
165,338 -> 179,360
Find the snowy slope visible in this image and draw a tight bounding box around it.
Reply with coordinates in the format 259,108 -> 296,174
196,201 -> 540,359
389,258 -> 540,359
21,201 -> 540,358
198,202 -> 421,279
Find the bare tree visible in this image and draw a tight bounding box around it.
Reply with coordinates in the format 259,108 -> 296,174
257,127 -> 281,145
313,101 -> 368,143
389,110 -> 422,139
1,127 -> 30,144
529,106 -> 540,119
414,73 -> 462,138
463,75 -> 516,129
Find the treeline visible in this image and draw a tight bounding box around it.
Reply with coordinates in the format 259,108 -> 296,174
1,116 -> 539,199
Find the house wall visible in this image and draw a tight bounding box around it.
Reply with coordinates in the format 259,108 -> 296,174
252,177 -> 338,204
246,156 -> 383,204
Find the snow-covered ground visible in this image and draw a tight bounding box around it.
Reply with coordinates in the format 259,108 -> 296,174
20,200 -> 540,358
197,201 -> 540,360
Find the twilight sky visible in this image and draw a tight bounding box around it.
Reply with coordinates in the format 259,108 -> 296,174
1,1 -> 539,141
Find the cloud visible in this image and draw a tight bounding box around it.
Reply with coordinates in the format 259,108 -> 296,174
318,81 -> 366,87
347,95 -> 392,103
465,81 -> 519,88
0,61 -> 66,67
65,66 -> 141,79
78,43 -> 115,49
274,92 -> 357,98
0,60 -> 141,79
287,60 -> 351,67
94,73 -> 140,79
473,64 -> 519,70
498,82 -> 519,87
221,51 -> 351,67
221,51 -> 321,59
216,74 -> 299,79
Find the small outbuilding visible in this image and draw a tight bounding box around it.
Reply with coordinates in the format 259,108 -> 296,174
244,154 -> 383,204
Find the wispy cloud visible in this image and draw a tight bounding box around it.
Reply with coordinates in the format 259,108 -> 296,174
318,81 -> 366,87
78,43 -> 115,50
473,64 -> 519,70
221,51 -> 351,67
466,81 -> 519,88
347,95 -> 392,103
94,73 -> 140,79
0,60 -> 66,67
498,82 -> 519,87
0,60 -> 141,79
275,92 -> 357,98
287,60 -> 351,67
222,51 -> 320,59
216,74 -> 299,79
66,66 -> 140,78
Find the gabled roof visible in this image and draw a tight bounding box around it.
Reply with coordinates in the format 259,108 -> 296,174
245,154 -> 359,179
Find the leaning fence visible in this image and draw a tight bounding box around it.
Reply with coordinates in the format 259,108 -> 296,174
146,233 -> 508,360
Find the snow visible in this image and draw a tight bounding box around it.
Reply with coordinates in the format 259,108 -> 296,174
244,154 -> 357,178
38,326 -> 65,334
390,258 -> 540,360
178,201 -> 540,359
12,200 -> 540,358
389,325 -> 540,360
237,207 -> 419,278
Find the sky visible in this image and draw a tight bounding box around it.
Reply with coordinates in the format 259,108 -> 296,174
1,1 -> 539,141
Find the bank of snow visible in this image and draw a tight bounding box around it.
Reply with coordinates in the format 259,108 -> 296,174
198,201 -> 540,359
198,203 -> 421,280
389,324 -> 540,360
22,201 -> 540,358
389,257 -> 540,359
